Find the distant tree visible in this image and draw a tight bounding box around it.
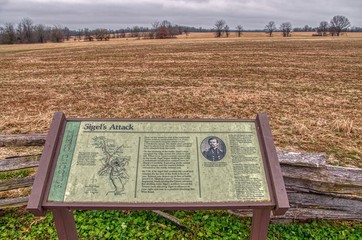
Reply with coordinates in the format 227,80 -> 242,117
174,25 -> 184,35
265,21 -> 277,37
76,29 -> 83,41
169,26 -> 180,38
350,26 -> 362,32
224,25 -> 230,38
330,15 -> 350,36
16,24 -> 24,43
94,28 -> 110,41
136,26 -> 149,38
174,26 -> 181,36
131,26 -> 141,38
317,21 -> 329,36
148,21 -> 159,39
63,27 -> 71,41
133,26 -> 141,38
0,23 -> 17,44
214,19 -> 226,38
157,20 -> 171,39
280,22 -> 292,37
152,20 -> 179,39
303,25 -> 313,32
84,28 -> 93,41
19,18 -> 34,43
236,25 -> 243,37
329,26 -> 338,36
17,18 -> 34,43
50,25 -> 64,42
34,24 -> 49,43
292,27 -> 301,32
157,27 -> 168,39
1,19 -> 75,45
119,30 -> 126,38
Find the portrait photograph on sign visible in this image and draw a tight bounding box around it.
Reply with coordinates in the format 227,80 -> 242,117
201,136 -> 226,161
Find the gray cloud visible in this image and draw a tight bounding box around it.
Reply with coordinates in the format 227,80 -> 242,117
0,0 -> 361,29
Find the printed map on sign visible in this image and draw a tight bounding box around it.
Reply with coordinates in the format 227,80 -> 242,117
92,136 -> 130,196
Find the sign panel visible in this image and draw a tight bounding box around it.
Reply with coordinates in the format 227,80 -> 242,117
48,121 -> 270,204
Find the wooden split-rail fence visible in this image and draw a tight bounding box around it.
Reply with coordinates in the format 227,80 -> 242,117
0,134 -> 361,222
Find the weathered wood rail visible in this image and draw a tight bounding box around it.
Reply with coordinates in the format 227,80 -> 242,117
0,134 -> 47,147
1,134 -> 361,222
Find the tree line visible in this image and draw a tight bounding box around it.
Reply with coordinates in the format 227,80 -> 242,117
274,15 -> 354,37
0,18 -> 72,44
215,15 -> 353,38
0,18 -> 212,44
0,15 -> 359,44
76,21 -> 196,41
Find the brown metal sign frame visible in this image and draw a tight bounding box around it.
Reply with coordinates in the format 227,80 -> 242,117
27,112 -> 289,240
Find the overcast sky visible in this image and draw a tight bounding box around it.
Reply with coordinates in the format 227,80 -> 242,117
0,0 -> 361,30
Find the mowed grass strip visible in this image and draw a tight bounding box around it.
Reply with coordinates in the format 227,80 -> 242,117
0,33 -> 361,166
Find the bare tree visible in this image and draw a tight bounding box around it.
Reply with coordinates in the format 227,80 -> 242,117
330,15 -> 350,36
94,28 -> 110,41
214,19 -> 226,38
169,25 -> 180,38
303,25 -> 313,32
16,23 -> 24,43
280,22 -> 292,37
130,26 -> 141,38
152,20 -> 179,39
22,18 -> 34,43
76,29 -> 83,41
0,23 -> 17,44
148,21 -> 159,39
236,25 -> 243,37
265,21 -> 277,37
63,27 -> 71,41
84,28 -> 93,41
34,24 -> 49,43
224,25 -> 230,38
317,21 -> 329,36
156,20 -> 171,39
119,30 -> 126,38
17,18 -> 34,43
157,27 -> 168,39
50,25 -> 64,42
350,26 -> 362,32
0,19 -> 74,45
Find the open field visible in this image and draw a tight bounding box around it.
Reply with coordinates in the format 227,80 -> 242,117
0,32 -> 362,239
0,32 -> 361,167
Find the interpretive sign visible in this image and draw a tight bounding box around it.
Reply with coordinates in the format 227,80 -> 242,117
49,121 -> 270,204
27,112 -> 289,240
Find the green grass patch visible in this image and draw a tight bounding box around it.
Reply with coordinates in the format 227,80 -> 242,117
0,209 -> 361,239
0,169 -> 33,181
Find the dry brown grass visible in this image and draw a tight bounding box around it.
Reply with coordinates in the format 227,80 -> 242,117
0,187 -> 31,199
0,32 -> 361,167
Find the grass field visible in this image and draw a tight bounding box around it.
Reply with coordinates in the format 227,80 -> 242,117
0,31 -> 361,239
1,32 -> 361,166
